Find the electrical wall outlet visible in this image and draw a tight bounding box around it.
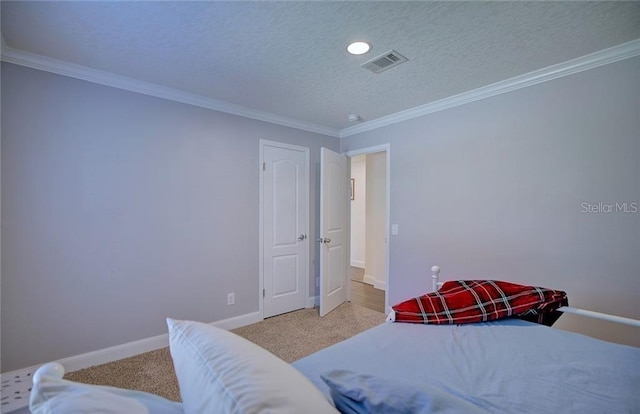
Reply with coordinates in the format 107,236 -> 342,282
227,293 -> 235,305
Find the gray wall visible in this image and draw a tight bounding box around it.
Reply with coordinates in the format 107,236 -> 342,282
342,57 -> 640,346
1,63 -> 339,372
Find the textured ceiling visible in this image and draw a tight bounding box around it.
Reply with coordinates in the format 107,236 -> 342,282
2,1 -> 640,132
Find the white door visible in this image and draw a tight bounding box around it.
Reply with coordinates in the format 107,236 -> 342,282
319,147 -> 349,317
262,142 -> 309,318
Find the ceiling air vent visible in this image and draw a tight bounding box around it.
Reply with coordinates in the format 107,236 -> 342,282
361,50 -> 408,74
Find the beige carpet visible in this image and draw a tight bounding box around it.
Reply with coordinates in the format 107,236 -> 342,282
63,303 -> 386,402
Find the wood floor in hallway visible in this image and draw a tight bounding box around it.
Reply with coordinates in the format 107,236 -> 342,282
349,267 -> 385,313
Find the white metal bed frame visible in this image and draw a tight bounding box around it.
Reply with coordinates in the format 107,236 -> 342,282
430,265 -> 640,328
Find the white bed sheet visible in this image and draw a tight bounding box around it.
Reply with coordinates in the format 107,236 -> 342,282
292,319 -> 640,413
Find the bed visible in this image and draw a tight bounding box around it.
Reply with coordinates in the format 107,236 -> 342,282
293,318 -> 639,413
293,266 -> 640,413
29,266 -> 640,414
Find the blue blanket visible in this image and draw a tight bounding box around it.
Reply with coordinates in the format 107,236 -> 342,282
293,319 -> 640,413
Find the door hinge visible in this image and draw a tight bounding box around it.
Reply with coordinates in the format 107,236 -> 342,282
263,288 -> 265,298
263,162 -> 266,171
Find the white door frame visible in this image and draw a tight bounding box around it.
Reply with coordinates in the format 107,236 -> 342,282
345,144 -> 391,312
259,139 -> 310,319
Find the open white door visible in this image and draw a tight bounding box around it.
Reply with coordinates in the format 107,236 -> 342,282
319,147 -> 349,317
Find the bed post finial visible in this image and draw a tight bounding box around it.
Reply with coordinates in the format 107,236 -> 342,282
431,266 -> 440,292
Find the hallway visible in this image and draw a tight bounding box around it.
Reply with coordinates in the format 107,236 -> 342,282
349,267 -> 385,313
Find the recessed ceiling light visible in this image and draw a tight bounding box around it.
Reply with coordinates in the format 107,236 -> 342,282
346,41 -> 371,55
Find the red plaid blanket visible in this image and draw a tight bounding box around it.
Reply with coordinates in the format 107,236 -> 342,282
392,280 -> 568,326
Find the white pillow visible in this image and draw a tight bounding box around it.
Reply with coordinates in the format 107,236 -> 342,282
30,362 -> 184,414
166,318 -> 339,414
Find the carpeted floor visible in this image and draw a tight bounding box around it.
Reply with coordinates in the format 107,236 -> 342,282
63,302 -> 386,402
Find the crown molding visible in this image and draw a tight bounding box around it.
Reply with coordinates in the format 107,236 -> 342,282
339,38 -> 640,138
2,38 -> 638,140
0,45 -> 340,138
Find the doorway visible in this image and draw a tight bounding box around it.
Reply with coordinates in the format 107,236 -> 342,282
346,145 -> 390,313
259,140 -> 310,318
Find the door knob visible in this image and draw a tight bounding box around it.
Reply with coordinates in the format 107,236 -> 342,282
317,237 -> 331,244
297,234 -> 307,241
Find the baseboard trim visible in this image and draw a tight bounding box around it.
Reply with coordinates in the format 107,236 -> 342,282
211,311 -> 262,331
350,260 -> 364,268
363,274 -> 376,286
363,274 -> 386,291
308,296 -> 319,308
0,311 -> 263,381
63,332 -> 170,374
373,280 -> 387,291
